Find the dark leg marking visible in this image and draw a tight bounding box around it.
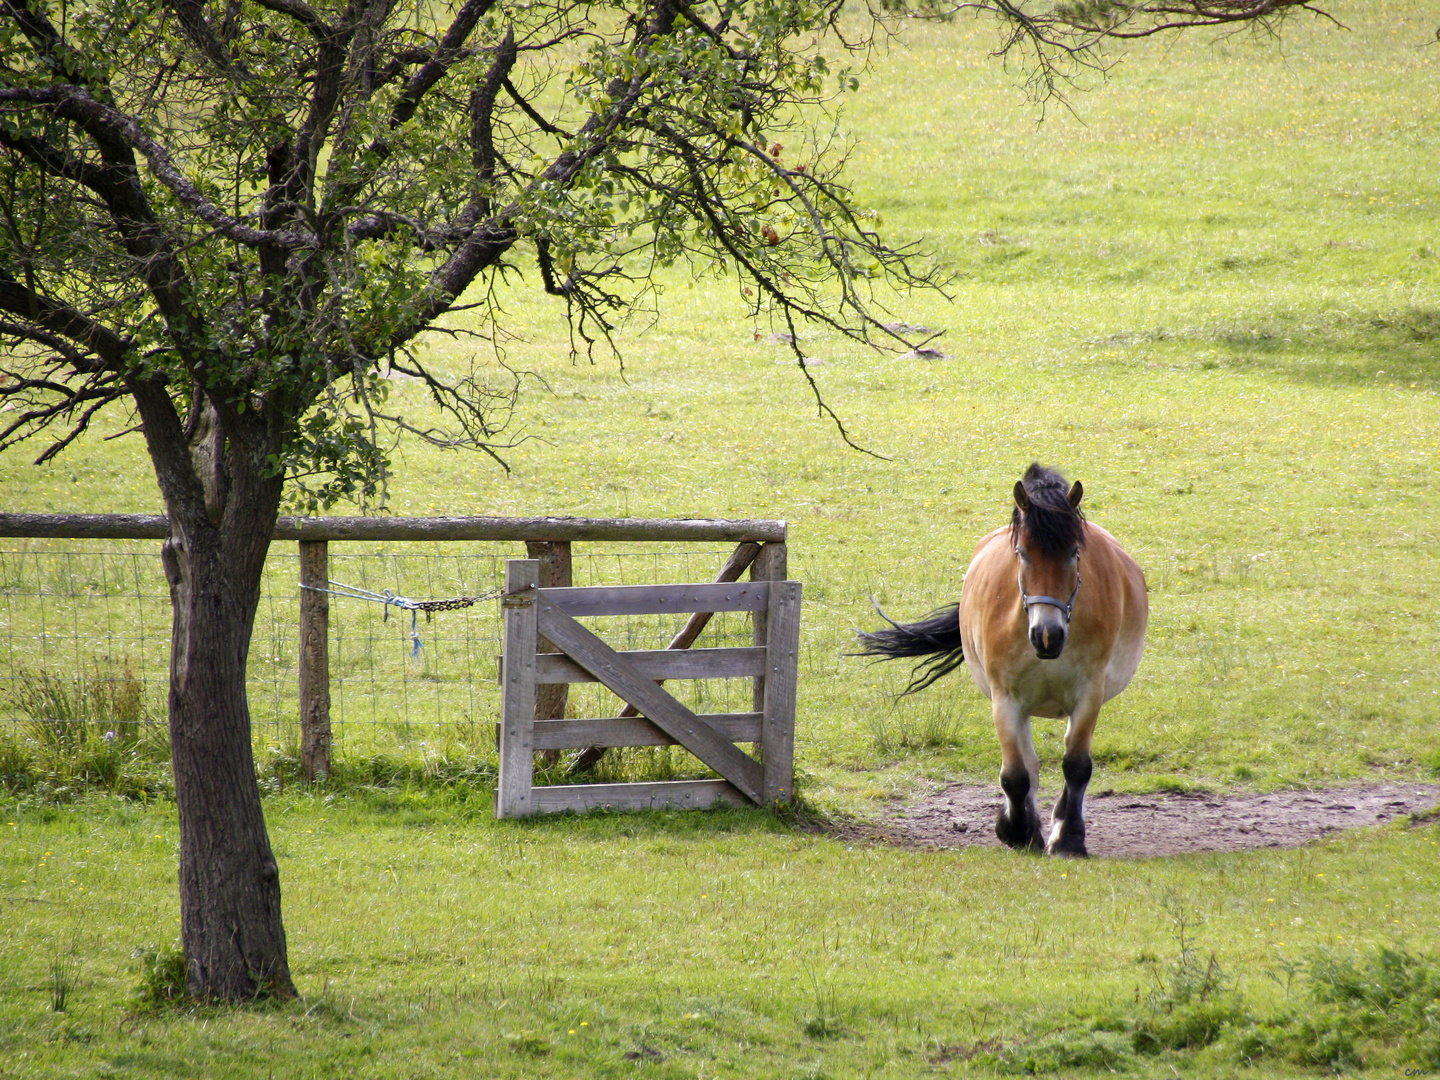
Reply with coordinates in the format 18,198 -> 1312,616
996,768 -> 1043,851
1048,752 -> 1093,858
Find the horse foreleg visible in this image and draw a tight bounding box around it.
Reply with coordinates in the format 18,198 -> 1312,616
1047,699 -> 1101,858
993,699 -> 1043,851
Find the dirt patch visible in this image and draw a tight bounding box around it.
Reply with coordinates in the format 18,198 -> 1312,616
887,783 -> 1440,858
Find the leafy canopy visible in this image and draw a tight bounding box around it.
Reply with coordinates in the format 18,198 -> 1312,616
0,0 -> 1332,505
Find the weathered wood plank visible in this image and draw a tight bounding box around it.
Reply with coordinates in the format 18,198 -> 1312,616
0,513 -> 170,540
750,542 -> 789,712
0,512 -> 786,544
534,646 -> 765,684
298,540 -> 331,782
519,713 -> 763,750
534,594 -> 764,803
761,581 -> 801,805
529,779 -> 746,814
496,561 -> 539,818
542,580 -> 770,617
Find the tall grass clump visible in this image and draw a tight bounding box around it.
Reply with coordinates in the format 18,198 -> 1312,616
0,660 -> 171,801
132,945 -> 189,1009
1130,895 -> 1246,1054
49,951 -> 79,1013
1271,945 -> 1440,1070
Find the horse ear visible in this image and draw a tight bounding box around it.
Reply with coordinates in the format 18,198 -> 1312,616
1068,480 -> 1083,508
1013,481 -> 1031,511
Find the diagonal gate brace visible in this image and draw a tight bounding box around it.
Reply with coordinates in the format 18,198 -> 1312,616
534,593 -> 764,804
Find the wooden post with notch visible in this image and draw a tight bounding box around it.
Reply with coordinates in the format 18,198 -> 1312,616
496,559 -> 539,818
298,539 -> 331,781
526,540 -> 572,764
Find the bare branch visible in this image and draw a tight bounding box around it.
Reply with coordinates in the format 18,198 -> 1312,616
0,318 -> 88,364
502,77 -> 573,138
0,270 -> 131,366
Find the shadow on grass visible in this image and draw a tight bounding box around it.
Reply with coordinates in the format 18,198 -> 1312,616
494,794 -> 876,845
1124,306 -> 1440,390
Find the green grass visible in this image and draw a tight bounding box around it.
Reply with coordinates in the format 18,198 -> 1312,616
2,2 -> 1440,1074
3,794 -> 1439,1076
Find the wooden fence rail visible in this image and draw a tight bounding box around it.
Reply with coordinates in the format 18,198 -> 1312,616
0,513 -> 787,543
0,512 -> 788,785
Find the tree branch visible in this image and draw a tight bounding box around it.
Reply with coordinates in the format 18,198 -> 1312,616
167,0 -> 251,78
389,0 -> 497,130
250,0 -> 328,38
1,85 -> 316,247
0,270 -> 131,366
502,77 -> 572,138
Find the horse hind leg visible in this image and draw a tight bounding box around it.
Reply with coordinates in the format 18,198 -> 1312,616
1047,702 -> 1100,858
993,700 -> 1043,852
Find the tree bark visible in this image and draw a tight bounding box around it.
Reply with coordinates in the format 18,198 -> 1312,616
162,503 -> 296,999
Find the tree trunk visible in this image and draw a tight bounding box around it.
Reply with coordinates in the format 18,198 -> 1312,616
161,482 -> 297,1000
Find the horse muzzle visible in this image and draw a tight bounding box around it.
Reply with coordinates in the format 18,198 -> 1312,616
1023,589 -> 1075,660
1030,620 -> 1066,660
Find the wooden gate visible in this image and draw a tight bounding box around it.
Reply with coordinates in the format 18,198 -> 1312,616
495,557 -> 800,817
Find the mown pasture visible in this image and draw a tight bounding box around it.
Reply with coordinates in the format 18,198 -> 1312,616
2,3 -> 1439,1076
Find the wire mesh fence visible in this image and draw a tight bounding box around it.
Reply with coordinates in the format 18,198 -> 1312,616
0,539 -> 758,759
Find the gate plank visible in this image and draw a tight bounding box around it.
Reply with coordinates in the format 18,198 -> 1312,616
534,594 -> 764,803
542,580 -> 769,617
565,540 -> 763,778
524,713 -> 763,750
535,646 -> 765,684
530,779 -> 746,814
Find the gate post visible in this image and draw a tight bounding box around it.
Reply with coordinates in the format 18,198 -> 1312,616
496,559 -> 540,818
762,580 -> 800,805
526,540 -> 572,764
298,539 -> 331,781
750,541 -> 788,713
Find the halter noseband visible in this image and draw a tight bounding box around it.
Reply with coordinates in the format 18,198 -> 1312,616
1015,544 -> 1081,621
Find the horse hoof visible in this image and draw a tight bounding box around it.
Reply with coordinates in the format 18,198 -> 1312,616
1047,835 -> 1089,859
995,810 -> 1044,852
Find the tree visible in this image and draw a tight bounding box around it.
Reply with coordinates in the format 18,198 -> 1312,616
0,0 -> 1329,1000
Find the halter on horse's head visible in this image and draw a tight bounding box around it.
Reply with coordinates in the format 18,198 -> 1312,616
1011,463 -> 1085,660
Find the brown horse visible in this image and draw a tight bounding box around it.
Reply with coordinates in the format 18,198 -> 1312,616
858,464 -> 1147,857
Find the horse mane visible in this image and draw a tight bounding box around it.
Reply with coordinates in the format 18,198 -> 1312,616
1010,462 -> 1085,557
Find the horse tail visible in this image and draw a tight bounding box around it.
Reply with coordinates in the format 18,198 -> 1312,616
853,599 -> 964,695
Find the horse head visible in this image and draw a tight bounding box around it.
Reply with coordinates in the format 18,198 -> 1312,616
1011,464 -> 1085,660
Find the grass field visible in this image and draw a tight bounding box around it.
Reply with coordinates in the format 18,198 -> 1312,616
2,2 -> 1439,1076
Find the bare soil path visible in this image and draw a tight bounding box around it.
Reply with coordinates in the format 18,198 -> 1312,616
886,783 -> 1439,858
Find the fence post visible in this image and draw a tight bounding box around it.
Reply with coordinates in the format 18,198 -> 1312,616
526,541 -> 572,764
496,559 -> 539,818
750,541 -> 788,713
298,539 -> 331,781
